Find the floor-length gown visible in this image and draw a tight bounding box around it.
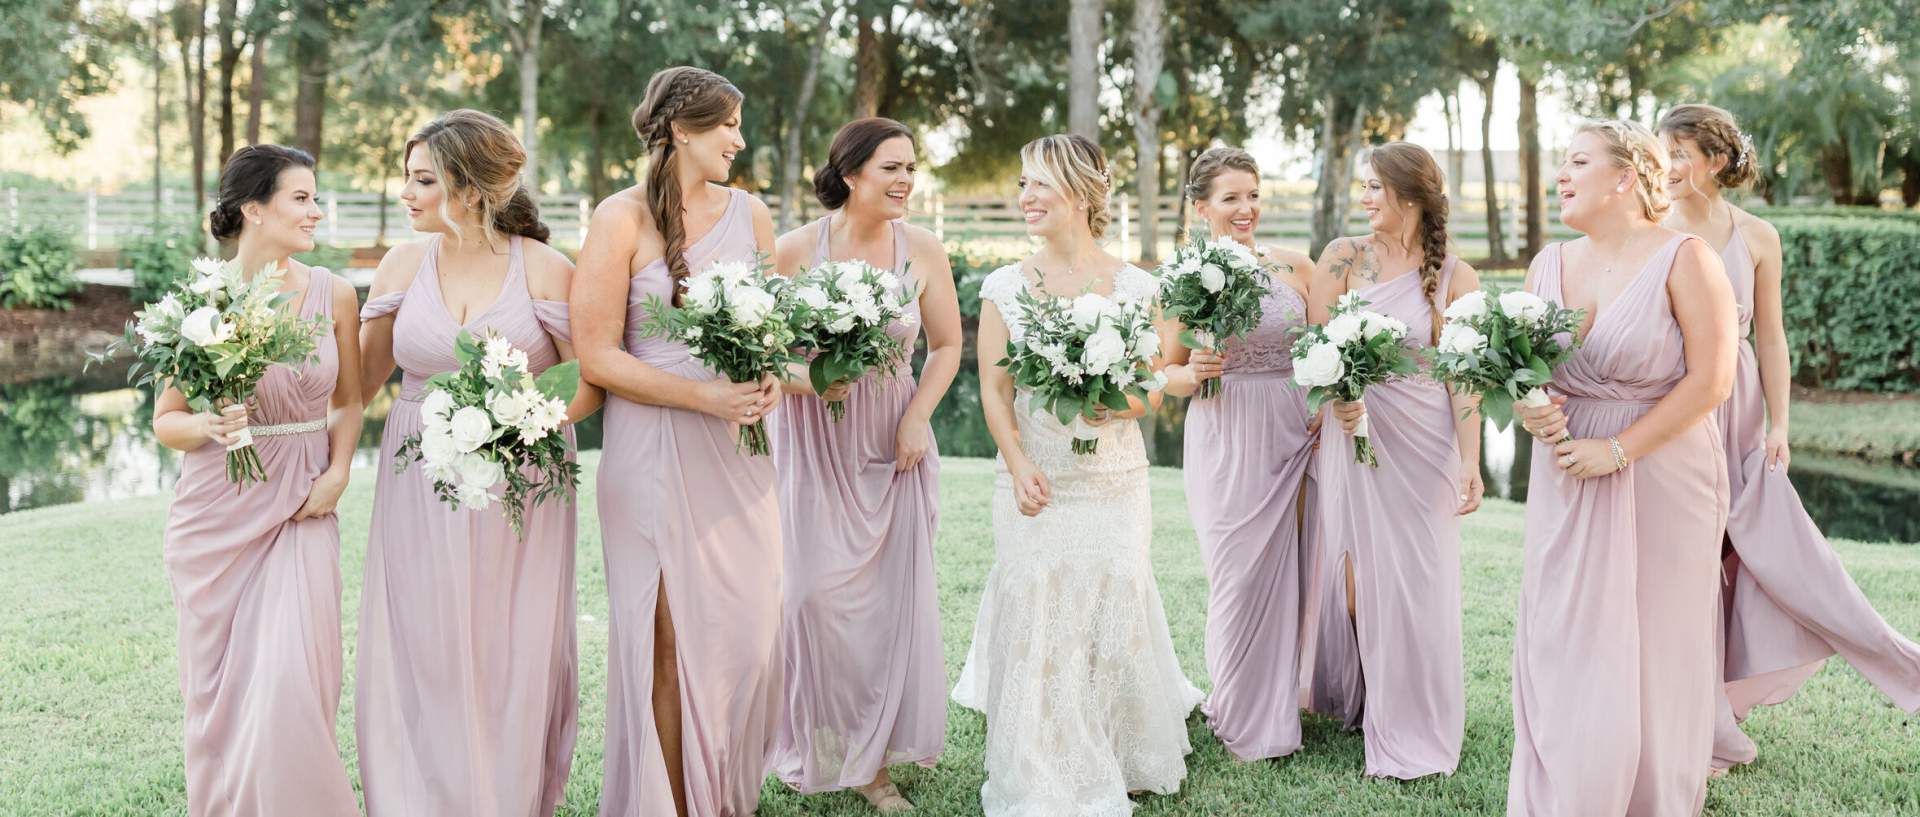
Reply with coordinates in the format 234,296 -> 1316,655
1184,281 -> 1321,762
1708,208 -> 1920,770
1306,258 -> 1465,779
953,263 -> 1203,817
596,187 -> 784,817
163,267 -> 359,817
356,236 -> 580,817
1507,237 -> 1727,816
767,218 -> 945,792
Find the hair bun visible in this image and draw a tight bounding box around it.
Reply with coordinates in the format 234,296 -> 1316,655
813,163 -> 850,210
208,202 -> 243,241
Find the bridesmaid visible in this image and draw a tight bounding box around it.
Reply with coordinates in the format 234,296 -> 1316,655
1304,141 -> 1483,779
1508,120 -> 1737,816
1161,146 -> 1321,762
157,144 -> 362,816
570,67 -> 783,817
357,110 -> 597,817
1658,104 -> 1920,773
766,118 -> 962,810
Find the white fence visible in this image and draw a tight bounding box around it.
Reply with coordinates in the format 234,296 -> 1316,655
4,186 -> 1573,261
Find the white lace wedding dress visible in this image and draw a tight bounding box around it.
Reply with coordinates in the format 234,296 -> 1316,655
953,263 -> 1204,817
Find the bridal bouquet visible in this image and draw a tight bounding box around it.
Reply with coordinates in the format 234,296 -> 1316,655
636,258 -> 798,455
1427,286 -> 1584,433
95,257 -> 326,487
1291,292 -> 1418,467
1154,237 -> 1271,399
392,331 -> 580,536
999,287 -> 1166,455
787,259 -> 918,422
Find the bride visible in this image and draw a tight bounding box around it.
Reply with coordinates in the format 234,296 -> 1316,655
953,133 -> 1203,816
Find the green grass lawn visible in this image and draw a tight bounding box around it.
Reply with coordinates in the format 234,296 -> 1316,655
1789,393 -> 1920,464
3,456 -> 1917,816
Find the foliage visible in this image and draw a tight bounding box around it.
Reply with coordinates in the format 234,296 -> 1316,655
633,258 -> 799,455
1152,237 -> 1271,399
295,243 -> 355,272
122,223 -> 205,303
1775,216 -> 1920,393
0,225 -> 81,309
949,246 -> 1016,319
997,284 -> 1164,454
0,1 -> 124,151
1427,286 -> 1583,430
785,259 -> 916,421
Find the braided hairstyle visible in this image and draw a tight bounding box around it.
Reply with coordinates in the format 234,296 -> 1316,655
1575,120 -> 1673,223
209,144 -> 316,242
1366,141 -> 1451,344
632,67 -> 743,305
1656,103 -> 1758,190
406,109 -> 550,249
1020,133 -> 1112,238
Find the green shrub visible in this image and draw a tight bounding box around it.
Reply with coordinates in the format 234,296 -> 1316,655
1776,216 -> 1920,393
0,226 -> 81,310
122,225 -> 204,303
1752,205 -> 1920,224
949,245 -> 1017,319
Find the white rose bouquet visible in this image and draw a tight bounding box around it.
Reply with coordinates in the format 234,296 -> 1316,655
999,287 -> 1166,455
786,259 -> 918,422
1153,237 -> 1271,399
92,257 -> 326,487
392,331 -> 580,536
1290,292 -> 1418,468
1427,285 -> 1585,433
636,258 -> 798,455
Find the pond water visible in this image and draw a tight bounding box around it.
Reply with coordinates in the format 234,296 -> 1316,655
6,365 -> 1919,544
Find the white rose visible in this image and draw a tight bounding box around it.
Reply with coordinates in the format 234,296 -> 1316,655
1081,325 -> 1128,372
1324,313 -> 1364,346
420,390 -> 455,427
419,427 -> 461,465
424,458 -> 461,486
178,306 -> 234,346
455,452 -> 505,491
1444,289 -> 1489,321
827,314 -> 856,333
1499,290 -> 1550,324
448,406 -> 494,453
1293,341 -> 1346,388
795,286 -> 831,311
683,275 -> 723,312
456,482 -> 494,510
729,284 -> 776,327
1198,263 -> 1226,293
488,388 -> 530,428
1360,312 -> 1406,340
1069,293 -> 1109,330
1133,326 -> 1161,358
1438,322 -> 1489,356
834,263 -> 869,291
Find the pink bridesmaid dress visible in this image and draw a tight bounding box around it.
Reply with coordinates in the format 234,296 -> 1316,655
596,187 -> 783,817
1184,281 -> 1322,761
355,235 -> 580,817
1709,208 -> 1920,770
1507,236 -> 1727,816
1306,257 -> 1465,779
766,219 -> 945,791
162,266 -> 359,817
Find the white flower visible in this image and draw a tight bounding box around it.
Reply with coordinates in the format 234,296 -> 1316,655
517,425 -> 550,445
1198,263 -> 1227,293
850,299 -> 882,326
424,458 -> 461,486
1324,313 -> 1365,346
1081,325 -> 1128,372
834,263 -> 869,291
1499,290 -> 1550,324
842,280 -> 876,306
488,388 -> 530,428
456,482 -> 494,510
877,271 -> 901,293
684,326 -> 704,340
455,452 -> 505,491
1336,291 -> 1365,311
421,390 -> 456,428
448,406 -> 494,453
532,397 -> 568,431
179,306 -> 235,346
1438,322 -> 1489,355
827,314 -> 856,333
729,284 -> 776,327
1361,312 -> 1406,340
190,257 -> 225,278
1133,326 -> 1161,358
419,427 -> 460,466
795,286 -> 831,311
1444,289 -> 1489,321
683,275 -> 724,312
703,259 -> 759,283
1069,293 -> 1109,330
1293,341 -> 1346,387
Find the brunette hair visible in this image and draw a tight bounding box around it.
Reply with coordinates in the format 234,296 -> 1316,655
1365,141 -> 1450,343
632,66 -> 743,304
814,117 -> 916,210
208,144 -> 315,241
406,109 -> 550,248
1656,103 -> 1758,190
1185,146 -> 1260,201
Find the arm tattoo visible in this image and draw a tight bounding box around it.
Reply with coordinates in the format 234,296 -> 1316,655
1354,241 -> 1382,284
1327,242 -> 1356,283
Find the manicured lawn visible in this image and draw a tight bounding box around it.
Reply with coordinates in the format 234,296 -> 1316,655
1789,392 -> 1920,464
2,456 -> 1917,816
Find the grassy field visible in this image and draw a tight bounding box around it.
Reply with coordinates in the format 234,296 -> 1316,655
2,456 -> 1917,816
1789,392 -> 1920,464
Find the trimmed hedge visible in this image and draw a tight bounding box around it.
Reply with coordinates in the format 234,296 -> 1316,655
1753,205 -> 1920,224
0,226 -> 81,310
1776,216 -> 1920,393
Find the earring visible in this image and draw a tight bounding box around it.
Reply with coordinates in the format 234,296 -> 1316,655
679,137 -> 689,145
252,219 -> 261,225
1615,185 -> 1626,193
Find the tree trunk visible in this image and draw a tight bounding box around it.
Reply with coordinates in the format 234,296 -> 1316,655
1130,0 -> 1164,263
216,0 -> 242,163
152,10 -> 165,224
1444,88 -> 1463,205
175,1 -> 208,221
1311,97 -> 1364,256
1068,0 -> 1102,139
852,14 -> 884,119
246,33 -> 265,145
586,102 -> 608,205
1478,75 -> 1506,264
1518,72 -> 1543,261
518,35 -> 541,193
1901,153 -> 1920,208
292,0 -> 328,163
1819,143 -> 1856,205
779,17 -> 830,230
1173,145 -> 1196,247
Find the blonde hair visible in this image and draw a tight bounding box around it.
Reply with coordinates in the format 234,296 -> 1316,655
1574,119 -> 1672,223
1656,103 -> 1758,190
1021,133 -> 1111,239
1185,147 -> 1259,201
405,109 -> 549,249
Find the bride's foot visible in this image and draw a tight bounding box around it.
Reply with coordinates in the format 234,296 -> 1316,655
857,774 -> 914,813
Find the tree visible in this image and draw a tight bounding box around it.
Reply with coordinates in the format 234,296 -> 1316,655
0,1 -> 118,152
172,1 -> 210,219
1130,0 -> 1166,262
214,0 -> 246,163
487,0 -> 546,192
1068,0 -> 1102,138
291,0 -> 330,162
778,5 -> 835,230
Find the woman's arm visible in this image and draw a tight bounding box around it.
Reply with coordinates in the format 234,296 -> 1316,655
294,277 -> 366,520
1747,217 -> 1793,469
980,297 -> 1050,515
1446,260 -> 1485,513
356,242 -> 425,405
893,232 -> 962,472
525,244 -> 605,422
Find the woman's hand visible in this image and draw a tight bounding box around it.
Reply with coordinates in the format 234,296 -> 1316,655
820,379 -> 851,403
202,404 -> 250,447
1765,426 -> 1791,472
1187,348 -> 1225,386
292,468 -> 349,520
1330,398 -> 1365,434
1519,394 -> 1571,442
699,377 -> 774,426
895,414 -> 932,473
1456,461 -> 1484,515
1554,437 -> 1622,480
755,373 -> 783,418
1083,404 -> 1117,427
1008,458 -> 1051,517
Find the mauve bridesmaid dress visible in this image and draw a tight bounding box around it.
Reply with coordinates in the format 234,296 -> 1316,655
1707,207 -> 1920,771
1184,279 -> 1322,762
1306,256 -> 1466,780
766,218 -> 945,792
356,235 -> 580,817
162,266 -> 359,817
595,187 -> 784,817
1507,236 -> 1727,817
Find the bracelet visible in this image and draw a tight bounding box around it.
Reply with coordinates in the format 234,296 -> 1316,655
1607,435 -> 1628,471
